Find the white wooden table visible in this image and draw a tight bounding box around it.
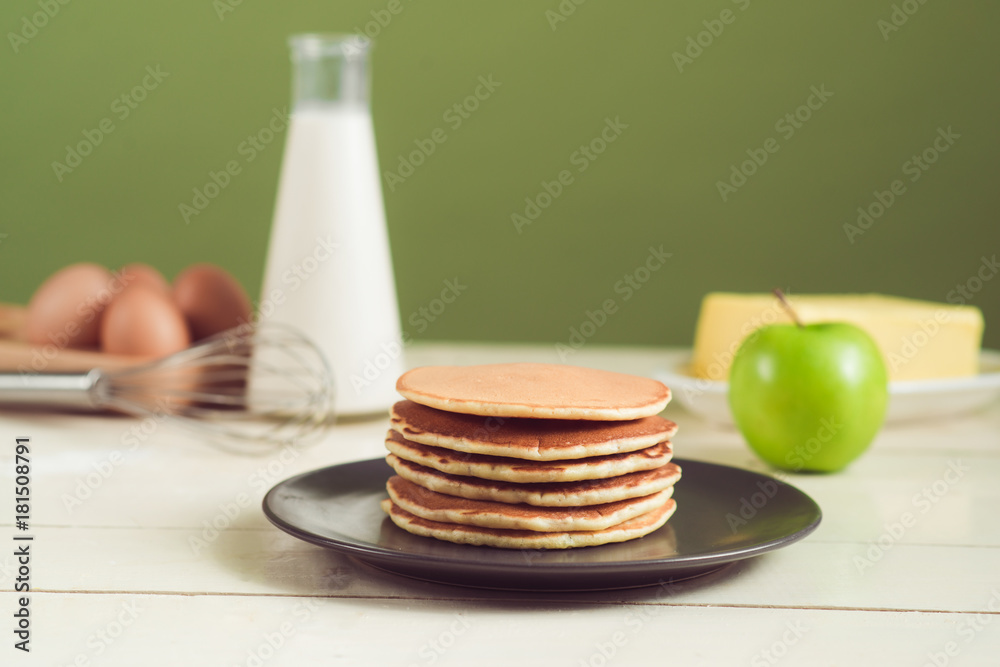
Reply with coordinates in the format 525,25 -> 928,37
2,343 -> 999,666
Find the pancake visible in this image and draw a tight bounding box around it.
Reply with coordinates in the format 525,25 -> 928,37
386,475 -> 672,532
396,363 -> 670,420
385,429 -> 672,483
387,454 -> 682,507
381,497 -> 676,549
390,400 -> 677,461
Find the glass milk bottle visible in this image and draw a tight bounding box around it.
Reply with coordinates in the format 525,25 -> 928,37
260,34 -> 405,416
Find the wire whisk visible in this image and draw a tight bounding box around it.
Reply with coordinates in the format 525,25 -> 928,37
0,323 -> 335,453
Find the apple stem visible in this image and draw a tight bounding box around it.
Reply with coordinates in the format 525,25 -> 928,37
773,289 -> 805,328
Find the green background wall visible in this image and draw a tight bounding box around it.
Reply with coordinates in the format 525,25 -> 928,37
2,0 -> 998,348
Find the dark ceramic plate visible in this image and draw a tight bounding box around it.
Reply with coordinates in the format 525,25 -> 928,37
262,457 -> 821,591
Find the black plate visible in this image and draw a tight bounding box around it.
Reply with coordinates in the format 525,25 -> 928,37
262,457 -> 821,591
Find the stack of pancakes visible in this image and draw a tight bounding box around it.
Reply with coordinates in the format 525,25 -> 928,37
380,363 -> 680,549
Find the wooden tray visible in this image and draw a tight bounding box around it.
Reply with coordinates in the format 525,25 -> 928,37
0,304 -> 150,373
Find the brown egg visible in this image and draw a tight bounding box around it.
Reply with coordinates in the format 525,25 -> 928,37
26,263 -> 116,348
172,264 -> 253,341
101,284 -> 191,357
119,263 -> 170,294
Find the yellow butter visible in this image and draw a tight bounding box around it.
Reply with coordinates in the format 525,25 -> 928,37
691,293 -> 984,382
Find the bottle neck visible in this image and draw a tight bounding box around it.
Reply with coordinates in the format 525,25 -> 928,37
289,34 -> 371,109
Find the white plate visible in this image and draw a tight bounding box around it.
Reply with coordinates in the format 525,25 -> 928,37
655,349 -> 1000,425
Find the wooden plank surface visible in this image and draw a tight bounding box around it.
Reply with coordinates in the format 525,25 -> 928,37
1,342 -> 998,665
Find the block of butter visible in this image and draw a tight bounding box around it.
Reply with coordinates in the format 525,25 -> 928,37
691,293 -> 984,382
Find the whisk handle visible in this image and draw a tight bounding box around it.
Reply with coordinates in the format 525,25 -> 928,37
0,369 -> 104,410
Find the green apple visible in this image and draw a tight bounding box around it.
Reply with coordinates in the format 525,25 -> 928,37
728,322 -> 888,472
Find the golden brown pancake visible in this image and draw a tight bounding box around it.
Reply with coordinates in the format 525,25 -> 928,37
385,429 -> 672,483
381,497 -> 676,549
396,363 -> 670,420
387,454 -> 682,507
386,475 -> 672,532
390,400 -> 677,461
